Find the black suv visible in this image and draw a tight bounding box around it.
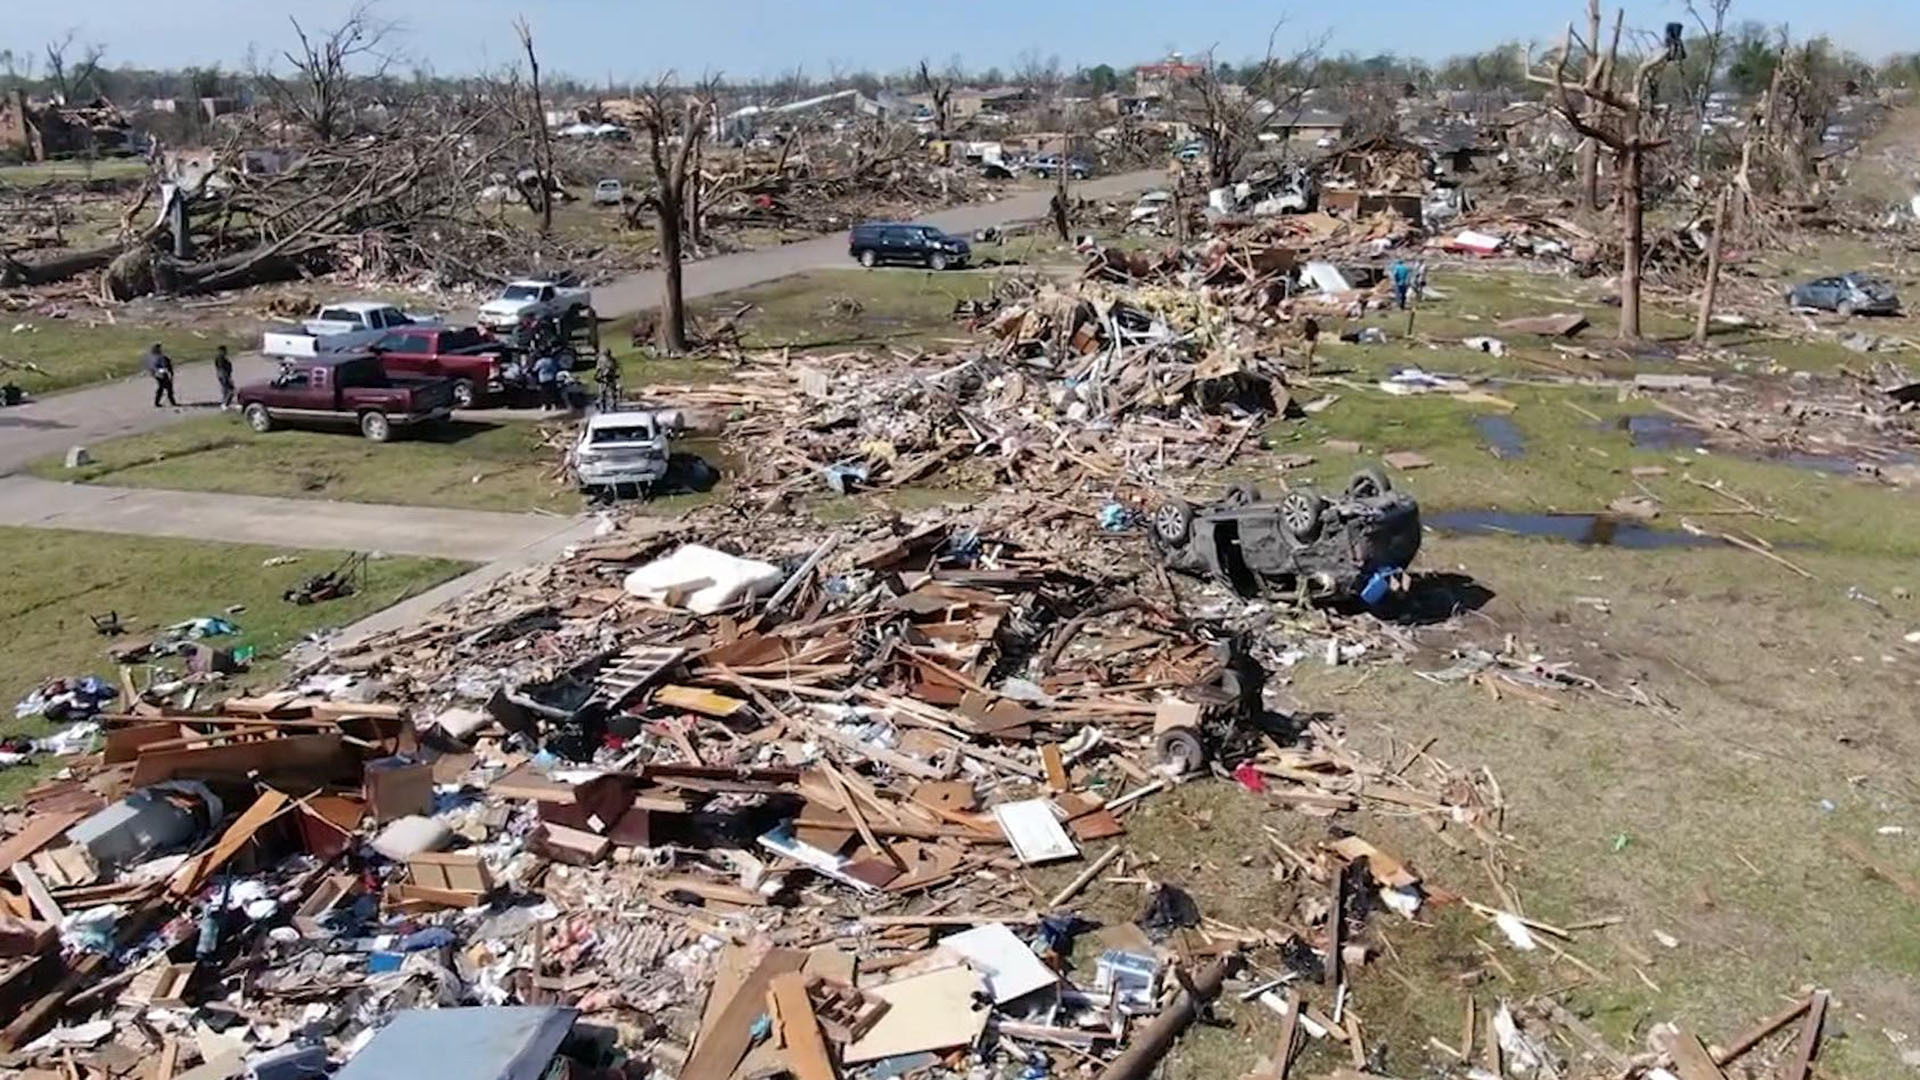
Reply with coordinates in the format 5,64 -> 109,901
848,223 -> 971,270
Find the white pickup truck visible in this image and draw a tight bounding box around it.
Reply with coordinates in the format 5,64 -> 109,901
263,301 -> 444,358
477,278 -> 593,332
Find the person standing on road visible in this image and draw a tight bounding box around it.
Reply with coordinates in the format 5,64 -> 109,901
145,343 -> 178,407
212,345 -> 235,410
594,348 -> 622,411
533,351 -> 562,412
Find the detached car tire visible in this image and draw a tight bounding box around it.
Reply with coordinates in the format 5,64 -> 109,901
243,403 -> 274,433
1153,500 -> 1194,546
1280,489 -> 1325,542
360,411 -> 393,442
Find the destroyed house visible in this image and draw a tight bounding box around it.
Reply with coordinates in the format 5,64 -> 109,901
0,91 -> 133,163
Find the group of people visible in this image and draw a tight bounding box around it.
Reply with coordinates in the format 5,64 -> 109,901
140,341 -> 624,414
142,343 -> 234,410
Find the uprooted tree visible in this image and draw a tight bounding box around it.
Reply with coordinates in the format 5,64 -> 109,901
637,82 -> 713,354
1528,12 -> 1683,339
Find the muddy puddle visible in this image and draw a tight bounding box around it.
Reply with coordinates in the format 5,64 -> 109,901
1473,414 -> 1526,459
1619,413 -> 1706,450
1426,509 -> 1715,549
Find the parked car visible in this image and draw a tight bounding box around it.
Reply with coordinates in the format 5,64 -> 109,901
1151,470 -> 1421,603
1786,272 -> 1901,316
572,406 -> 682,495
847,223 -> 971,270
478,276 -> 594,332
593,178 -> 624,205
1174,142 -> 1207,163
237,355 -> 455,442
366,326 -> 508,408
1028,154 -> 1093,180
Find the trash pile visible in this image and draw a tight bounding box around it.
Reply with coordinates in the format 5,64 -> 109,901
0,477 -> 1717,1080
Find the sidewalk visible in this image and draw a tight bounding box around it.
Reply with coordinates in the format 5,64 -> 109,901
0,475 -> 581,562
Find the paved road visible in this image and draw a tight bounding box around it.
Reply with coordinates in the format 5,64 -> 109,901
0,170 -> 1162,479
0,475 -> 584,562
590,169 -> 1164,316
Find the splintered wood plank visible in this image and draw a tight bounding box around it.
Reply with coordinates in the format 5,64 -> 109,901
768,972 -> 838,1080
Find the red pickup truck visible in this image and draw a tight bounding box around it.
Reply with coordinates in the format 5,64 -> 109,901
238,355 -> 455,442
366,326 -> 505,408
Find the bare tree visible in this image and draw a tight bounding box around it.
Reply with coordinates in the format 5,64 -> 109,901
1529,10 -> 1683,339
512,16 -> 555,235
637,82 -> 713,354
1174,25 -> 1326,190
1573,0 -> 1604,212
917,59 -> 953,137
1685,0 -> 1734,165
257,2 -> 400,142
43,31 -> 106,103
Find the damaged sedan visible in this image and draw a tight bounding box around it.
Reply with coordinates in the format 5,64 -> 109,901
1151,469 -> 1421,605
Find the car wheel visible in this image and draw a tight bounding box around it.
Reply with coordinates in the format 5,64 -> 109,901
859,249 -> 878,268
1153,500 -> 1194,546
1346,467 -> 1391,499
360,411 -> 392,442
929,252 -> 949,271
451,379 -> 476,409
1837,300 -> 1855,318
243,403 -> 274,433
1280,489 -> 1325,542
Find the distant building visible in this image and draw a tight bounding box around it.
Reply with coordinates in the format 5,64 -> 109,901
1135,55 -> 1205,101
0,90 -> 132,161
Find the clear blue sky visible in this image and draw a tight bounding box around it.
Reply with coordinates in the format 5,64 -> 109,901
8,0 -> 1913,82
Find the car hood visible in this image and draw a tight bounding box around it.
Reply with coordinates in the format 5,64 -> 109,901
479,299 -> 535,317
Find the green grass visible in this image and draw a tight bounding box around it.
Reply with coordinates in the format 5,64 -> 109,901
613,268 -> 1007,360
0,318 -> 253,397
30,415 -> 585,514
0,526 -> 468,801
0,158 -> 149,186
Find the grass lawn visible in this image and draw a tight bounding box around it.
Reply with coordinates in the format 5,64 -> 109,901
0,526 -> 469,801
0,158 -> 150,186
613,268 -> 1007,367
30,415 -> 586,514
1,318 -> 253,398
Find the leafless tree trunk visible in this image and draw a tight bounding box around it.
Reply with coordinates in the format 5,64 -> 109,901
1693,186 -> 1730,344
43,31 -> 105,103
1177,26 -> 1324,191
256,2 -> 397,143
513,17 -> 555,235
639,88 -> 711,354
1529,7 -> 1678,339
917,60 -> 953,137
1686,0 -> 1734,166
1575,0 -> 1604,212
